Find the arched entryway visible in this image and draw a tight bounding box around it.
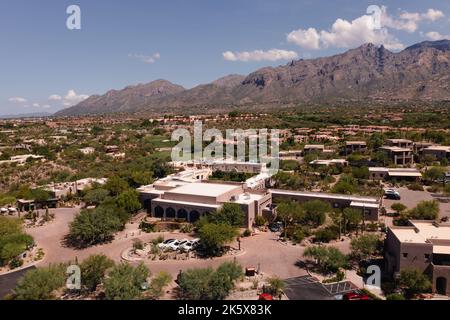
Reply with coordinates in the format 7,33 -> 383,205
189,210 -> 201,223
436,277 -> 447,295
165,207 -> 176,219
143,199 -> 152,213
154,206 -> 164,218
177,209 -> 188,221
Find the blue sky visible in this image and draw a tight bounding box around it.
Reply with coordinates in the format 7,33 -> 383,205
1,0 -> 449,115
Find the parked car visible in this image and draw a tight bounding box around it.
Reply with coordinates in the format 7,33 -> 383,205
179,239 -> 200,252
384,189 -> 401,200
269,221 -> 283,232
158,239 -> 176,249
0,207 -> 8,214
166,239 -> 189,251
343,292 -> 370,301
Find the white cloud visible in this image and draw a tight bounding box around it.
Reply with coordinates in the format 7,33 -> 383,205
288,14 -> 404,51
8,97 -> 27,103
32,103 -> 40,108
287,28 -> 321,50
386,8 -> 445,32
128,53 -> 161,64
287,7 -> 445,52
48,94 -> 62,101
422,9 -> 445,21
223,49 -> 299,62
425,31 -> 450,41
63,90 -> 89,106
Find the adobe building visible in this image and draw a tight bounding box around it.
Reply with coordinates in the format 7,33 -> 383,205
422,146 -> 450,161
139,178 -> 271,229
269,189 -> 380,221
380,146 -> 414,165
385,139 -> 414,149
345,141 -> 367,155
368,167 -> 422,182
385,220 -> 450,296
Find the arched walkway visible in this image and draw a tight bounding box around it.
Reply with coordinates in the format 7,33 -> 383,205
177,209 -> 188,221
154,206 -> 164,218
436,277 -> 447,295
165,207 -> 176,219
189,210 -> 201,223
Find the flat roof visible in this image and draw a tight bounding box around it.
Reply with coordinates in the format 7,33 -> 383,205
152,198 -> 221,209
424,146 -> 450,152
167,182 -> 240,198
388,172 -> 422,177
270,189 -> 379,204
346,141 -> 366,145
380,146 -> 412,152
350,201 -> 380,209
390,221 -> 450,244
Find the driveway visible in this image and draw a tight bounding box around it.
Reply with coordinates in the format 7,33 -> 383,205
381,187 -> 450,220
25,208 -> 309,280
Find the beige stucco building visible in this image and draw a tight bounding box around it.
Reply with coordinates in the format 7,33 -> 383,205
385,220 -> 450,296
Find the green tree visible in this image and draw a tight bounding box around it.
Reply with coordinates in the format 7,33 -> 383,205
149,271 -> 172,299
343,208 -> 363,233
276,200 -> 304,238
216,261 -> 244,282
197,223 -> 239,256
83,189 -> 109,207
80,254 -> 115,292
14,264 -> 66,300
208,203 -> 245,227
0,217 -> 34,266
391,203 -> 407,216
331,180 -> 355,194
178,262 -> 242,300
304,246 -> 349,273
178,267 -> 215,300
302,200 -> 331,226
409,200 -> 439,220
267,277 -> 285,299
423,167 -> 446,183
116,189 -> 142,214
104,176 -> 129,196
104,263 -> 150,300
352,167 -> 369,180
350,234 -> 382,260
398,269 -> 432,299
68,207 -> 123,247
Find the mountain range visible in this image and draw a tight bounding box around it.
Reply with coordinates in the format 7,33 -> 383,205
55,40 -> 450,117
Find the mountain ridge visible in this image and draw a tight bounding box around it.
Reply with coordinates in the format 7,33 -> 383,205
56,40 -> 450,116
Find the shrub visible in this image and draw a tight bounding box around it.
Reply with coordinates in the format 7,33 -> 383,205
254,215 -> 267,227
407,183 -> 424,191
242,229 -> 252,237
314,227 -> 339,243
180,223 -> 194,234
386,293 -> 406,300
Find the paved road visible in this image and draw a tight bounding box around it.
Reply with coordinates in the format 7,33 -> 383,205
25,208 -> 309,280
382,187 -> 450,220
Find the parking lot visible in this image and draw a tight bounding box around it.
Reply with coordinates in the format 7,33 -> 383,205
382,187 -> 450,221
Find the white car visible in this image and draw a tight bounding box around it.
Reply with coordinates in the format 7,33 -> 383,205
179,239 -> 200,252
158,239 -> 176,249
0,207 -> 8,214
166,239 -> 189,251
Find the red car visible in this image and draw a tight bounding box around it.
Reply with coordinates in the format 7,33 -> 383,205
259,293 -> 274,300
343,292 -> 370,300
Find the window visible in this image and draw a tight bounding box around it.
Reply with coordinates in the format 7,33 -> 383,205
402,253 -> 408,258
